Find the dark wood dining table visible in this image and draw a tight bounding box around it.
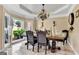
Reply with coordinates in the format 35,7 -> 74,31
47,35 -> 64,41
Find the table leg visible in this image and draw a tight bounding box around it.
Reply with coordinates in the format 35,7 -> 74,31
51,40 -> 56,53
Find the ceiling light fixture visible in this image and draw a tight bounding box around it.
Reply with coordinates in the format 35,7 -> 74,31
38,4 -> 49,21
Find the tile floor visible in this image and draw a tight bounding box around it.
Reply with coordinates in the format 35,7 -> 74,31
4,40 -> 75,55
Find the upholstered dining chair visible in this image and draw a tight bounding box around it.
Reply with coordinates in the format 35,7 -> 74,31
26,31 -> 37,51
37,31 -> 49,54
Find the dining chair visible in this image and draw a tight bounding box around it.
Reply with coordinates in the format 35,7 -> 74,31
56,30 -> 69,45
62,30 -> 69,45
37,31 -> 49,54
26,31 -> 37,51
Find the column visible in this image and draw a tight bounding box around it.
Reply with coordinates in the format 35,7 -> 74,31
0,5 -> 4,49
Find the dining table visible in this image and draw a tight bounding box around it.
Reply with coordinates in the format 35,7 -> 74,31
47,35 -> 64,53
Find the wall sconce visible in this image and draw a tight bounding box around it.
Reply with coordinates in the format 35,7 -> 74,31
69,26 -> 74,31
76,9 -> 79,18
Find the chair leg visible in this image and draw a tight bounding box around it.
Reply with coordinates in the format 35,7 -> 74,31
48,43 -> 50,49
32,45 -> 34,52
63,41 -> 65,45
37,43 -> 39,52
66,40 -> 67,44
27,42 -> 29,50
45,45 -> 47,55
40,45 -> 42,48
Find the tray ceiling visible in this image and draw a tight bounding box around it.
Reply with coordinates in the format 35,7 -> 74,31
3,4 -> 74,19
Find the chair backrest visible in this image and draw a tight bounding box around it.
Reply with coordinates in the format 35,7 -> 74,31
37,31 -> 46,44
62,30 -> 69,40
26,31 -> 34,43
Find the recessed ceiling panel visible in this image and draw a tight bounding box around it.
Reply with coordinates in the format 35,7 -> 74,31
3,4 -> 74,19
21,4 -> 66,14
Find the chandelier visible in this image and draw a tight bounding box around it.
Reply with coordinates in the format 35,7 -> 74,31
38,4 -> 49,21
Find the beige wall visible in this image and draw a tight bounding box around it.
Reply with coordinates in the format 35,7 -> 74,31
24,16 -> 69,34
25,19 -> 34,31
24,16 -> 69,36
69,5 -> 79,54
0,5 -> 4,49
37,16 -> 68,32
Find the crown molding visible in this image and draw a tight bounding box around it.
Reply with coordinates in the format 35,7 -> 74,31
52,5 -> 70,14
67,5 -> 76,15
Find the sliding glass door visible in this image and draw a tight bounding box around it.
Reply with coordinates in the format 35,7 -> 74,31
4,13 -> 13,47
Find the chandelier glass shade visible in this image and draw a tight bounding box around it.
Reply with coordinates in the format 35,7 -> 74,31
38,4 -> 49,21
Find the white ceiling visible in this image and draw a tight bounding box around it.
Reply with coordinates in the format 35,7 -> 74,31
3,4 -> 75,19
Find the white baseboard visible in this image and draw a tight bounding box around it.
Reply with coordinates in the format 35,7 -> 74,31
68,41 -> 78,55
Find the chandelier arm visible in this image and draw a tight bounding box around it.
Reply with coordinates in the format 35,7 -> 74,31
38,4 -> 49,20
